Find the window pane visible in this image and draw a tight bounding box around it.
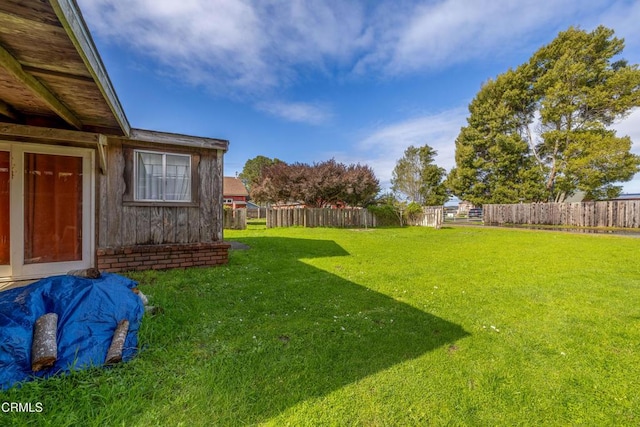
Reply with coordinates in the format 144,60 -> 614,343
137,152 -> 163,200
24,153 -> 82,264
165,154 -> 190,201
0,151 -> 9,265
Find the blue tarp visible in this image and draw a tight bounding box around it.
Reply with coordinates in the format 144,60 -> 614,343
0,273 -> 144,390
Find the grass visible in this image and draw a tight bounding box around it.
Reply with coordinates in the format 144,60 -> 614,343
3,223 -> 640,426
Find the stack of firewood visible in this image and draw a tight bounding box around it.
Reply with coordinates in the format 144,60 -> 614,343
30,312 -> 131,370
30,270 -> 153,371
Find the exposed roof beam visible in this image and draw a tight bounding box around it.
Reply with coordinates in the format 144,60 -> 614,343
0,122 -> 98,144
0,99 -> 18,120
0,43 -> 82,129
22,65 -> 96,83
130,129 -> 230,151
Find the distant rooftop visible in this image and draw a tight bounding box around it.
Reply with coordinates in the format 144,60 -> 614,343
223,177 -> 249,196
611,193 -> 640,201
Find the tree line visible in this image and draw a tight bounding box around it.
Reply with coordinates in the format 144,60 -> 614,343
239,26 -> 640,208
239,157 -> 380,208
448,26 -> 640,204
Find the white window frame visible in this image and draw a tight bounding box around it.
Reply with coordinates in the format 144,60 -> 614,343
134,149 -> 192,202
1,142 -> 95,282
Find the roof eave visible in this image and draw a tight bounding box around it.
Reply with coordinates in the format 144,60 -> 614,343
49,0 -> 131,136
130,128 -> 230,151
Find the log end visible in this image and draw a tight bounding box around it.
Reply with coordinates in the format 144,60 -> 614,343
104,319 -> 130,365
67,268 -> 101,279
32,356 -> 56,372
104,354 -> 123,365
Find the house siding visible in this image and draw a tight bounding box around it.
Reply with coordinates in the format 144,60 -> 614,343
96,137 -> 228,270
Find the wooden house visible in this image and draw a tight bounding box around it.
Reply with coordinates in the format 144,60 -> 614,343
0,0 -> 229,283
223,177 -> 249,209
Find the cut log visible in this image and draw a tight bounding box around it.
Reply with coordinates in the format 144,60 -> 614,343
105,319 -> 129,365
31,313 -> 58,372
67,268 -> 101,279
131,288 -> 148,306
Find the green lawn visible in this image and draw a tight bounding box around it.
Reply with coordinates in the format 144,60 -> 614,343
4,225 -> 640,426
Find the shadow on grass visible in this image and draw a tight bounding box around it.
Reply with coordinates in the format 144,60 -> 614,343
140,237 -> 470,424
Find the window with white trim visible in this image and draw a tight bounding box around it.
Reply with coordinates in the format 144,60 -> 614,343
135,150 -> 191,202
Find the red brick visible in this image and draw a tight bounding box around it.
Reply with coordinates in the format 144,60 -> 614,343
96,242 -> 229,273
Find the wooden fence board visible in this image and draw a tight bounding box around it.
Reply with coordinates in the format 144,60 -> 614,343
484,201 -> 640,228
406,206 -> 444,228
266,207 -> 439,229
266,208 -> 377,229
223,208 -> 247,230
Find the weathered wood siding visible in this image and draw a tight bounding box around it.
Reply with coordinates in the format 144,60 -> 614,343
484,201 -> 640,228
266,208 -> 377,228
97,139 -> 224,248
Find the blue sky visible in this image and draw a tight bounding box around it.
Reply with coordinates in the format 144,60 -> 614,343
76,0 -> 640,194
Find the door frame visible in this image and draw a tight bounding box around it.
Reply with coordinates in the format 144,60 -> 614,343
0,141 -> 95,282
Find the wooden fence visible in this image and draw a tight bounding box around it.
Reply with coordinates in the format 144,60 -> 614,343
405,206 -> 444,228
266,208 -> 376,228
247,207 -> 267,219
483,201 -> 640,228
223,208 -> 247,230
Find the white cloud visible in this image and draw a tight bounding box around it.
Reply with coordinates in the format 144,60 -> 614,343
343,108 -> 467,188
78,0 -> 272,92
77,0 -> 369,96
78,0 -> 640,87
385,0 -> 630,74
613,109 -> 640,153
598,0 -> 640,58
256,101 -> 332,125
612,109 -> 640,193
77,0 -> 640,127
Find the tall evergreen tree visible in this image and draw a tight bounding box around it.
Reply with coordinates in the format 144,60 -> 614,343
447,70 -> 547,205
449,26 -> 640,204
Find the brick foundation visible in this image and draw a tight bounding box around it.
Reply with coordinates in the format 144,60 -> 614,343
96,242 -> 231,273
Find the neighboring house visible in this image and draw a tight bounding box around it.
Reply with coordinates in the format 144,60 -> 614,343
457,201 -> 475,216
246,201 -> 265,219
564,191 -> 586,203
223,177 -> 249,209
0,0 -> 229,283
610,193 -> 640,201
